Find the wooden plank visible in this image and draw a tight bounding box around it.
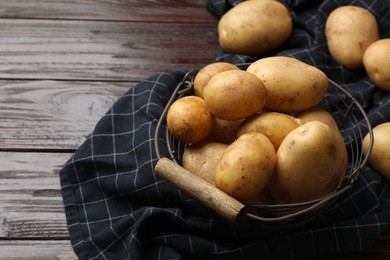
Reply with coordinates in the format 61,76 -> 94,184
0,240 -> 77,260
0,152 -> 71,239
0,151 -> 389,258
0,80 -> 130,150
0,0 -> 217,23
0,19 -> 219,82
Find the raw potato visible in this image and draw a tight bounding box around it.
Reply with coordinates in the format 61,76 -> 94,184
243,188 -> 273,205
296,107 -> 339,132
215,132 -> 276,201
268,121 -> 348,204
237,111 -> 302,150
363,39 -> 390,91
208,117 -> 244,144
194,62 -> 240,98
167,96 -> 213,144
182,142 -> 228,185
218,0 -> 292,55
203,70 -> 267,121
363,122 -> 390,180
325,6 -> 380,70
247,56 -> 328,112
296,107 -> 347,155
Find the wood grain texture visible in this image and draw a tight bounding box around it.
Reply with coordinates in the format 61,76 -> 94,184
0,80 -> 130,150
0,152 -> 71,239
155,157 -> 245,223
0,151 -> 389,259
1,1 -> 213,259
1,0 -> 390,258
0,19 -> 219,82
0,240 -> 77,260
0,0 -> 217,23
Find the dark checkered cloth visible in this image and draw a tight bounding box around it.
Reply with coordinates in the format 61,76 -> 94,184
60,0 -> 390,259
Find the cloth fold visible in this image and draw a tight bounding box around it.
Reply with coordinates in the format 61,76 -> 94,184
60,0 -> 390,259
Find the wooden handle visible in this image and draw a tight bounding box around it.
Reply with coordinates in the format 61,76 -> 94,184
155,157 -> 245,223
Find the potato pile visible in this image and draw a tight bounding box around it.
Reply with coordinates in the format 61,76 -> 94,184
167,57 -> 348,204
324,6 -> 390,182
325,6 -> 390,91
217,1 -> 390,92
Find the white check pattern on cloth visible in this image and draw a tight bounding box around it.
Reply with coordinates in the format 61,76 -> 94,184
60,0 -> 390,259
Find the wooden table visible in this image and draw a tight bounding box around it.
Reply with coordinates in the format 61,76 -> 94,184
0,1 -> 388,259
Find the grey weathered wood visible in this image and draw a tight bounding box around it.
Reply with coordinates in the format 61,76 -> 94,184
0,19 -> 219,82
0,240 -> 77,260
1,0 -> 389,259
0,151 -> 76,259
1,151 -> 389,259
0,152 -> 71,239
0,80 -> 130,150
0,0 -> 217,23
0,1 -> 212,259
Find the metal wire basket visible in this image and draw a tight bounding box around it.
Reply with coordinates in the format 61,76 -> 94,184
154,66 -> 374,230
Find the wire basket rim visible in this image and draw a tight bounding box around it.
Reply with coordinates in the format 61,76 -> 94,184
154,66 -> 374,227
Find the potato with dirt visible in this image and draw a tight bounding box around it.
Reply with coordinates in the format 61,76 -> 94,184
363,39 -> 390,91
194,62 -> 240,98
363,122 -> 390,180
268,121 -> 348,204
237,111 -> 302,150
208,117 -> 244,144
247,56 -> 328,112
203,70 -> 267,121
167,96 -> 213,144
215,132 -> 276,201
296,107 -> 340,132
325,6 -> 380,70
218,0 -> 292,55
182,141 -> 228,185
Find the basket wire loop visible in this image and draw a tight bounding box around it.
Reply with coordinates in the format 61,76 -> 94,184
154,67 -> 374,227
154,70 -> 195,162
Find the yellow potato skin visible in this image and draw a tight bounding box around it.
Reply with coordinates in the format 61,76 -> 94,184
296,107 -> 339,132
296,107 -> 347,159
247,56 -> 328,112
325,6 -> 380,70
194,62 -> 240,98
237,111 -> 302,150
363,39 -> 390,91
218,0 -> 292,55
363,122 -> 390,180
215,132 -> 276,201
182,142 -> 228,185
167,96 -> 213,144
203,70 -> 267,121
268,121 -> 347,204
243,187 -> 274,205
208,117 -> 244,144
